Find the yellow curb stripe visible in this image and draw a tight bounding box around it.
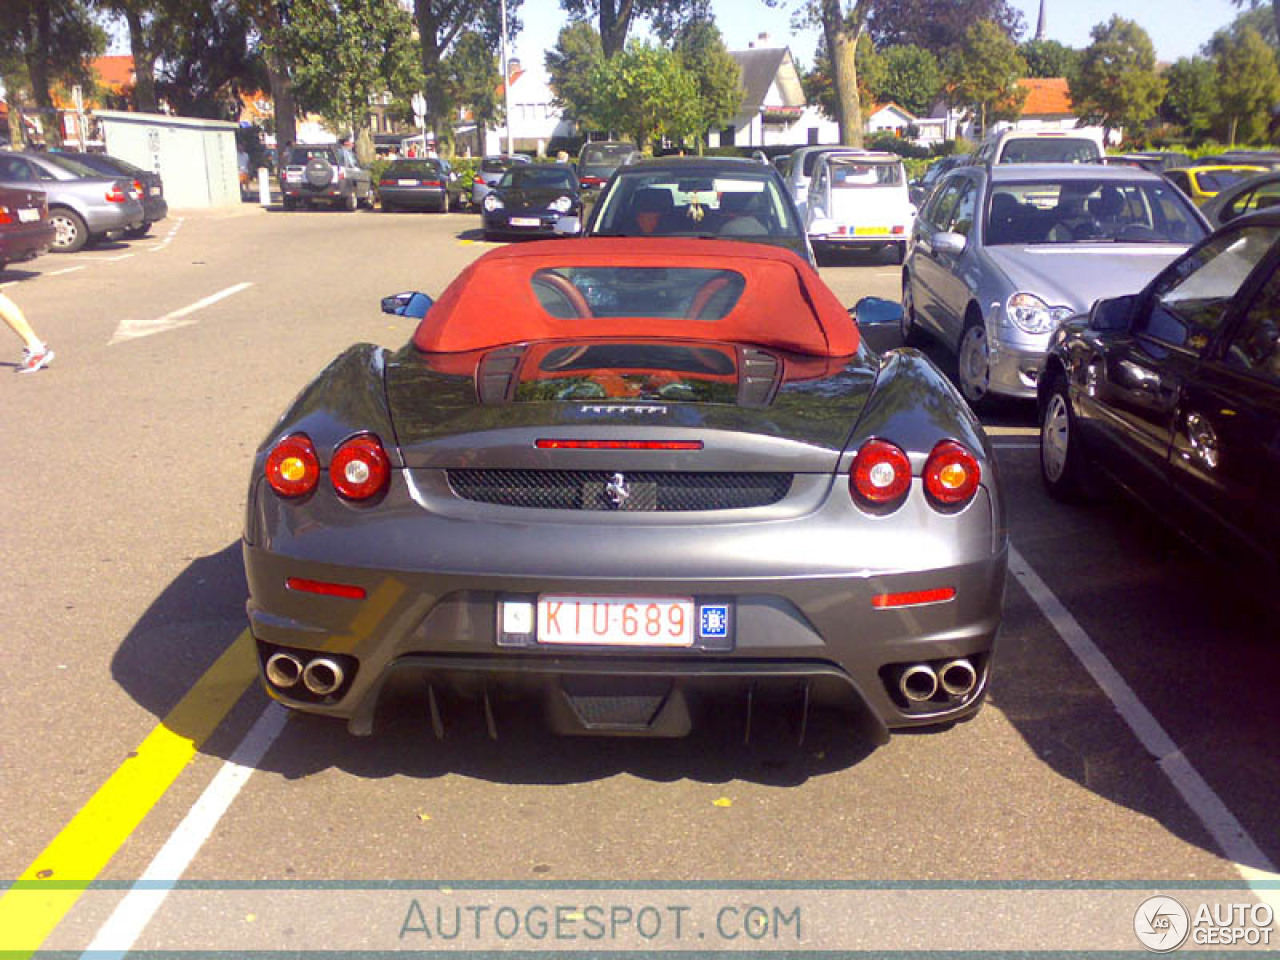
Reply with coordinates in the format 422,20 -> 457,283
0,630 -> 257,953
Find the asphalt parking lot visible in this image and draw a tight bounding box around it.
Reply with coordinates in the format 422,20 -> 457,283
0,204 -> 1276,952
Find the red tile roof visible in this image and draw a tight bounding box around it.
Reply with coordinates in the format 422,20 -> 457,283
92,55 -> 136,94
1018,77 -> 1073,117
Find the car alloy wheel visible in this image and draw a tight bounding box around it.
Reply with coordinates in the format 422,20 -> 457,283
49,209 -> 89,252
957,322 -> 990,405
1039,373 -> 1093,501
900,279 -> 922,346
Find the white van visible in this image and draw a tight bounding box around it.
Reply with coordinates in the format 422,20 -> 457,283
805,152 -> 915,263
973,128 -> 1105,165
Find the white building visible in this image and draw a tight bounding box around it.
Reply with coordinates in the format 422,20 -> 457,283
710,36 -> 839,149
477,58 -> 575,157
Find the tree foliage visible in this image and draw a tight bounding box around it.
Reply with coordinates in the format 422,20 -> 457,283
1069,16 -> 1165,141
1160,57 -> 1221,138
1019,38 -> 1081,81
866,0 -> 1024,55
1230,0 -> 1280,48
673,19 -> 742,151
875,44 -> 941,116
587,41 -> 700,146
443,31 -> 503,138
1213,25 -> 1280,143
154,0 -> 263,120
558,0 -> 709,58
545,20 -> 605,125
943,20 -> 1027,139
277,0 -> 420,147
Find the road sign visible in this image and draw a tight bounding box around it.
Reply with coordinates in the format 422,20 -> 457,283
411,92 -> 426,117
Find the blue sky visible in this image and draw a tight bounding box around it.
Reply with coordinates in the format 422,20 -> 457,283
509,0 -> 1247,72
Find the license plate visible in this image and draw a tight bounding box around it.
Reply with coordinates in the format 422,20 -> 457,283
285,172 -> 302,182
854,226 -> 888,235
537,595 -> 694,646
510,216 -> 541,227
397,179 -> 418,185
17,207 -> 39,222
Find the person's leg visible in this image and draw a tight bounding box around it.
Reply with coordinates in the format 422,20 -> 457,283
0,291 -> 54,372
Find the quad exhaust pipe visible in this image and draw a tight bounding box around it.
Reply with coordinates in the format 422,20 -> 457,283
302,657 -> 345,696
898,657 -> 977,704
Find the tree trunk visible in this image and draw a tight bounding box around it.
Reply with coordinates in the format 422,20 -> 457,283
599,0 -> 636,58
414,0 -> 448,148
267,52 -> 297,150
1229,115 -> 1239,146
28,1 -> 63,148
820,0 -> 863,147
2,73 -> 26,147
123,6 -> 157,112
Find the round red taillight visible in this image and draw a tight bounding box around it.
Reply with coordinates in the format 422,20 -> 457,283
924,440 -> 981,506
850,439 -> 912,507
265,434 -> 319,497
330,434 -> 390,500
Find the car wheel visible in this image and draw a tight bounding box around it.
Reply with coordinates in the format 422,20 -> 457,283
124,223 -> 151,240
1040,371 -> 1095,502
344,191 -> 358,212
891,241 -> 906,265
282,197 -> 296,211
900,277 -> 925,347
49,208 -> 89,253
956,317 -> 993,410
482,229 -> 498,242
381,200 -> 395,213
438,192 -> 449,214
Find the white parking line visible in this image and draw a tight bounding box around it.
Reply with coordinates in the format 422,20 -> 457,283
81,704 -> 287,957
46,266 -> 87,277
110,281 -> 253,344
1009,546 -> 1280,911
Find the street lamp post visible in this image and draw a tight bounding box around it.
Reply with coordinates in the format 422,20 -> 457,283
501,0 -> 513,155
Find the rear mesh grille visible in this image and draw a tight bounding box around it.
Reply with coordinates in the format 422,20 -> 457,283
446,469 -> 792,511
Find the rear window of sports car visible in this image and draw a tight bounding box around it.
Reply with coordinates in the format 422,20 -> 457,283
530,267 -> 746,321
515,342 -> 740,403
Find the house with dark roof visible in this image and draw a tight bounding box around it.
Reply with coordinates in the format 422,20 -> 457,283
710,34 -> 838,149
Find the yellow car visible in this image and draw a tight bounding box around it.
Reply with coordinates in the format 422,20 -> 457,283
1164,164 -> 1266,204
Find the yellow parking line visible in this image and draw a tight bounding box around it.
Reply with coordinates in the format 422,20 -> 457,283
0,631 -> 257,954
985,425 -> 1038,437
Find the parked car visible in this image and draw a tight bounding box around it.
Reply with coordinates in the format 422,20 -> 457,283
805,151 -> 915,264
279,143 -> 373,211
481,163 -> 582,241
471,154 -> 531,206
1164,165 -> 1266,206
575,140 -> 638,191
1106,152 -> 1190,173
903,163 -> 1208,407
971,128 -> 1105,165
1195,151 -> 1280,171
242,237 -> 1007,740
909,154 -> 971,208
1038,209 -> 1280,584
377,157 -> 462,213
585,156 -> 816,266
780,145 -> 863,218
51,150 -> 168,237
0,185 -> 54,271
0,150 -> 144,252
1200,170 -> 1280,228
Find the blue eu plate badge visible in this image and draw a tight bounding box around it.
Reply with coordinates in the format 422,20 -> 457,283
699,604 -> 729,640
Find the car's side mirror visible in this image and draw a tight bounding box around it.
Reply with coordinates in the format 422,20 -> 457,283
1088,294 -> 1137,333
931,231 -> 967,255
852,296 -> 905,354
380,291 -> 434,318
808,216 -> 837,236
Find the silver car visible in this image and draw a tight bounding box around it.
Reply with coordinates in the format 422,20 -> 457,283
902,163 -> 1208,406
0,150 -> 145,252
471,154 -> 530,206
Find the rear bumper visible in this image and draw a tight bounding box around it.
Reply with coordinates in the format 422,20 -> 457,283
379,186 -> 446,207
143,196 -> 168,224
84,203 -> 145,234
0,223 -> 55,264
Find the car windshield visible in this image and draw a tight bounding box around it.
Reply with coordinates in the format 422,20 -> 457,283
37,153 -> 103,178
590,171 -> 801,239
998,138 -> 1100,164
388,161 -> 442,177
580,145 -> 634,168
828,157 -> 903,187
500,167 -> 576,191
530,266 -> 745,320
515,342 -> 740,404
984,179 -> 1206,245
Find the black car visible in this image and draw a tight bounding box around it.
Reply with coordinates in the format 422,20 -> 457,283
584,156 -> 816,266
53,150 -> 168,237
1038,209 -> 1280,582
377,158 -> 461,213
480,163 -> 582,241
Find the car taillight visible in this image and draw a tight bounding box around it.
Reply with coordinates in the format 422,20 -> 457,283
105,184 -> 128,203
336,166 -> 346,181
132,179 -> 144,197
330,434 -> 389,500
850,439 -> 911,508
266,434 -> 320,497
474,174 -> 485,184
0,206 -> 12,225
379,178 -> 396,186
923,440 -> 981,507
423,180 -> 441,187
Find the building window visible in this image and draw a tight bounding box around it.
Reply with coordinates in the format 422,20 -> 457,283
808,127 -> 819,145
721,124 -> 736,144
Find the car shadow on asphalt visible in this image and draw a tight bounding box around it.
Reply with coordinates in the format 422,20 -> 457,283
455,227 -> 487,242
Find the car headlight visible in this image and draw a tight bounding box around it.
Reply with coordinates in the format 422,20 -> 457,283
1006,292 -> 1075,334
483,193 -> 503,212
550,195 -> 573,213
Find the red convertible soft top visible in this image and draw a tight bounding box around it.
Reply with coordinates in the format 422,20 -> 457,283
412,238 -> 859,357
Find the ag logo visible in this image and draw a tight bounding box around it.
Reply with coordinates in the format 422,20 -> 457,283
1134,895 -> 1190,952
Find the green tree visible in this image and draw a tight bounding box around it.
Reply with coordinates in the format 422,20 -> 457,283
588,41 -> 700,148
673,19 -> 741,153
1160,57 -> 1220,139
238,0 -> 300,151
815,0 -> 873,146
558,0 -> 709,58
875,44 -> 941,116
1214,25 -> 1280,143
866,0 -> 1024,55
155,0 -> 264,120
0,0 -> 104,148
1069,16 -> 1165,144
444,32 -> 504,142
1230,0 -> 1280,47
801,51 -> 837,122
278,0 -> 420,152
545,20 -> 605,127
1019,38 -> 1081,80
94,0 -> 176,112
944,20 -> 1027,139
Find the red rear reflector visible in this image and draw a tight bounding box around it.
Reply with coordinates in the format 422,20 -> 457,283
286,577 -> 366,599
872,587 -> 956,609
535,439 -> 703,450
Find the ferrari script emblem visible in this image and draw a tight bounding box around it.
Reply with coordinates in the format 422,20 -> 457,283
604,472 -> 630,508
